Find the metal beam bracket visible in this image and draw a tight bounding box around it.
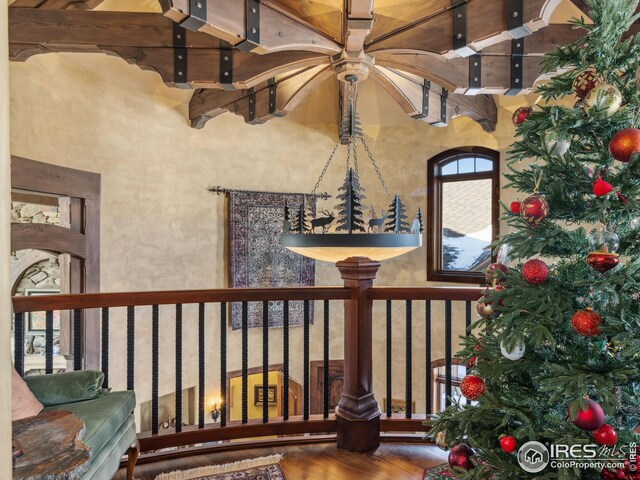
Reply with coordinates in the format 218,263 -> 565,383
180,0 -> 208,32
507,38 -> 524,95
452,1 -> 475,57
268,78 -> 278,115
440,89 -> 448,124
219,49 -> 233,88
248,88 -> 256,121
507,0 -> 531,38
419,80 -> 431,119
468,54 -> 482,93
237,0 -> 261,51
173,24 -> 189,88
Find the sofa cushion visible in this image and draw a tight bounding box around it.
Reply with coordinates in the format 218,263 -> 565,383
11,367 -> 43,421
25,370 -> 107,406
44,390 -> 136,454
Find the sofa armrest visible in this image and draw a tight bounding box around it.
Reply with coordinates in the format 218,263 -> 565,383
25,370 -> 107,406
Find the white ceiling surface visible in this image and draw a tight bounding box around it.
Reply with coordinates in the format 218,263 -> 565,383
48,0 -> 583,126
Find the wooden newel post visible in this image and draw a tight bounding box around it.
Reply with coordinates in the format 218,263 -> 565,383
335,256 -> 381,452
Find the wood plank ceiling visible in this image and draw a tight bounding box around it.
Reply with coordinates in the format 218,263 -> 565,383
7,0 -> 601,139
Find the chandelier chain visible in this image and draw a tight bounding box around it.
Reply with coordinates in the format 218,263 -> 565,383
353,138 -> 360,178
311,140 -> 340,195
360,137 -> 391,199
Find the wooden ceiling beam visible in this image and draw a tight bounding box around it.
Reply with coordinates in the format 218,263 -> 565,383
9,0 -> 106,8
9,9 -> 221,48
189,65 -> 333,128
366,0 -> 562,58
372,67 -> 497,132
345,0 -> 374,52
159,0 -> 342,55
372,52 -> 544,95
9,9 -> 328,90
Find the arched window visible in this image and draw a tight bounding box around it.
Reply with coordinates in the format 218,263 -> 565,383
427,147 -> 499,284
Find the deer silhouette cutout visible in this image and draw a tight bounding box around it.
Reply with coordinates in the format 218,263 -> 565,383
368,211 -> 387,233
311,210 -> 335,233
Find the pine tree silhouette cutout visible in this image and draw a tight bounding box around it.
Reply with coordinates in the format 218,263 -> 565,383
416,207 -> 424,233
283,201 -> 292,233
290,204 -> 302,233
384,194 -> 410,233
335,168 -> 366,234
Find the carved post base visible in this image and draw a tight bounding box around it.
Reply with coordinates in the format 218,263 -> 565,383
335,257 -> 381,452
336,414 -> 380,452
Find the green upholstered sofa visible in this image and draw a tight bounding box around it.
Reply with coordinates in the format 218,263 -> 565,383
25,370 -> 139,480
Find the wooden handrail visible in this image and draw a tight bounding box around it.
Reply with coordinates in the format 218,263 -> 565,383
11,287 -> 352,313
368,286 -> 484,301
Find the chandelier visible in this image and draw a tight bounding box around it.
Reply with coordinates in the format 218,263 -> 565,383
280,77 -> 422,263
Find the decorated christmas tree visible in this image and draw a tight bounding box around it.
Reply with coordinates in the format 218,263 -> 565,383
429,1 -> 640,478
384,193 -> 409,233
335,168 -> 366,233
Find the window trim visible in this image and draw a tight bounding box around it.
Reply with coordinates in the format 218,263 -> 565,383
427,147 -> 500,284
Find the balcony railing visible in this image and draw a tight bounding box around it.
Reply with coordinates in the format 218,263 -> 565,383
12,258 -> 482,461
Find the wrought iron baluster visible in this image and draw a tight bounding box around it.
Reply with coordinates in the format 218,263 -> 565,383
73,308 -> 82,371
14,312 -> 25,377
127,306 -> 135,391
262,301 -> 269,424
220,302 -> 227,427
198,303 -> 205,429
323,299 -> 330,419
303,299 -> 310,421
386,299 -> 392,418
175,304 -> 183,432
445,300 -> 452,407
101,308 -> 109,388
425,300 -> 432,414
283,300 -> 290,421
241,301 -> 249,424
45,310 -> 54,374
152,305 -> 159,435
405,300 -> 412,419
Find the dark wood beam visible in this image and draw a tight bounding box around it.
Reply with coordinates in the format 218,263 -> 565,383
372,67 -> 497,132
10,0 -> 106,9
366,0 -> 562,58
159,0 -> 342,55
189,65 -> 333,128
9,9 -> 328,90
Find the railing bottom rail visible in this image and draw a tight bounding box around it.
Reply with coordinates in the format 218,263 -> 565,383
138,415 -> 337,452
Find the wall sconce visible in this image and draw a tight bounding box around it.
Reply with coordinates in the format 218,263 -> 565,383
210,400 -> 221,422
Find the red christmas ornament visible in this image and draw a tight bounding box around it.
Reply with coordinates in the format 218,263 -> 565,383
572,309 -> 603,337
460,374 -> 486,401
448,444 -> 475,470
601,446 -> 640,479
510,201 -> 522,214
570,399 -> 605,431
594,424 -> 618,446
610,128 -> 640,163
485,263 -> 509,285
594,176 -> 615,197
466,355 -> 477,368
587,251 -> 620,273
512,107 -> 533,126
499,435 -> 518,453
522,259 -> 549,284
573,68 -> 603,99
521,194 -> 549,227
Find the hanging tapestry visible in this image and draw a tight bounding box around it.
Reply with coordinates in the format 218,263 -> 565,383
229,191 -> 315,329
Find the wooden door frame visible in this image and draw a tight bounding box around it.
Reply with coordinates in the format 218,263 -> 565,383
11,156 -> 101,369
309,359 -> 344,415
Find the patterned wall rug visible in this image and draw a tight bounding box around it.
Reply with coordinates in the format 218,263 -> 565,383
155,454 -> 285,480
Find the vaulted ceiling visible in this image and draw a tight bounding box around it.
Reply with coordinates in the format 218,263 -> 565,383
7,0 -> 607,140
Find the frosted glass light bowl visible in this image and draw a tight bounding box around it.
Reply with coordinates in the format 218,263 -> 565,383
281,233 -> 422,263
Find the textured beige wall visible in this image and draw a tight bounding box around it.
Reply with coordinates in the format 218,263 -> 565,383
1,0 -> 13,475
9,52 -> 527,422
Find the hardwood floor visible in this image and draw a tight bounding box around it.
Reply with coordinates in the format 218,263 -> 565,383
114,442 -> 448,480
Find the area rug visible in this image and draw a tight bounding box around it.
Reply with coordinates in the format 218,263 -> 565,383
155,454 -> 285,480
423,464 -> 462,479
